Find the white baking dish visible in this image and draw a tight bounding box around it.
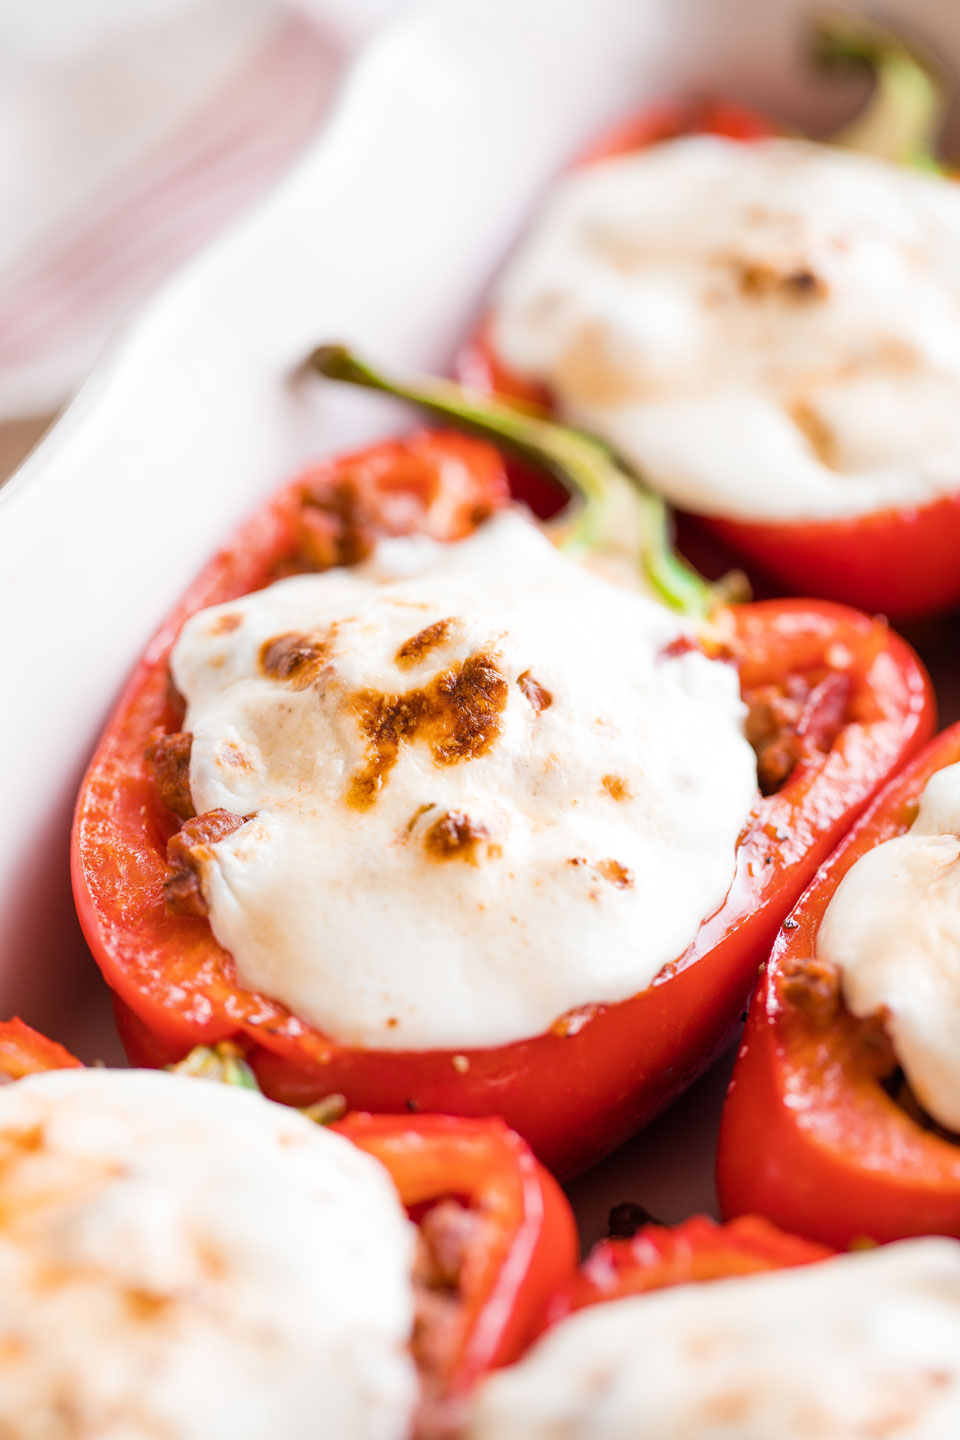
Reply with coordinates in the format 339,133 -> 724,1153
1,0 -> 955,1234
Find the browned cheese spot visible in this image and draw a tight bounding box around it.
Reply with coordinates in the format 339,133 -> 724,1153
125,1289 -> 173,1323
347,652 -> 508,810
697,1389 -> 755,1427
194,1238 -> 228,1282
0,1124 -> 45,1163
209,613 -> 243,635
431,653 -> 508,763
555,320 -> 645,405
423,811 -> 491,865
259,630 -> 332,689
395,618 -> 454,669
597,859 -> 635,890
737,259 -> 829,300
789,398 -> 837,468
517,670 -> 553,713
217,742 -> 252,770
601,773 -> 631,802
347,691 -> 428,811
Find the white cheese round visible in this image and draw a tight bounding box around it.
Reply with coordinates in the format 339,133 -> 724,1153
492,136 -> 960,521
171,509 -> 756,1051
464,1238 -> 960,1439
817,759 -> 960,1132
0,1068 -> 417,1440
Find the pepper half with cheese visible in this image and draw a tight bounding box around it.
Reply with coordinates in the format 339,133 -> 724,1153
719,719 -> 960,1247
72,367 -> 934,1176
462,15 -> 960,618
0,1019 -> 575,1439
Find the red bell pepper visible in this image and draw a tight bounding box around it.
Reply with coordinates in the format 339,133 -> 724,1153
459,19 -> 960,620
0,1020 -> 577,1427
72,362 -> 935,1177
718,720 -> 960,1249
0,1016 -> 83,1079
337,1111 -> 577,1419
548,1214 -> 829,1327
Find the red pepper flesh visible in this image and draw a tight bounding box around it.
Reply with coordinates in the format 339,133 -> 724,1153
0,1017 -> 83,1079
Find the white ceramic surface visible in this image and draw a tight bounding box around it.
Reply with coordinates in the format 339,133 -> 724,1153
1,0 -> 957,1225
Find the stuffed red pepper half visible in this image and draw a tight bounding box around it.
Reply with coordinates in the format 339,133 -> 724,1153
72,356 -> 934,1177
719,718 -> 960,1248
460,15 -> 960,619
462,1214 -> 960,1437
0,1019 -> 575,1438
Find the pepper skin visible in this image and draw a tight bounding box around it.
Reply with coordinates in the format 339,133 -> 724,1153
0,1017 -> 83,1079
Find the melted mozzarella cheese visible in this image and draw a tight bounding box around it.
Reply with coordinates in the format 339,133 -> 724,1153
817,759 -> 960,1132
465,1239 -> 960,1439
171,509 -> 756,1051
0,1068 -> 417,1440
492,136 -> 960,521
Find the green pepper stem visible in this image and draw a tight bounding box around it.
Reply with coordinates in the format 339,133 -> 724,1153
168,1042 -> 260,1090
815,10 -> 949,170
301,1094 -> 348,1126
307,345 -> 733,618
167,1044 -> 348,1126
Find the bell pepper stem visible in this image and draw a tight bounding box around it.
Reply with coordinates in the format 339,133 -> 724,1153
815,9 -> 948,170
307,345 -> 734,618
168,1041 -> 260,1090
168,1044 -> 349,1126
301,1094 -> 348,1126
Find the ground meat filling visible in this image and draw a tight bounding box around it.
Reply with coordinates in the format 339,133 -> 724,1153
412,1199 -> 485,1409
289,460 -> 500,577
778,954 -> 843,1028
146,730 -> 196,820
779,954 -> 960,1144
744,670 -> 852,795
164,810 -> 251,918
